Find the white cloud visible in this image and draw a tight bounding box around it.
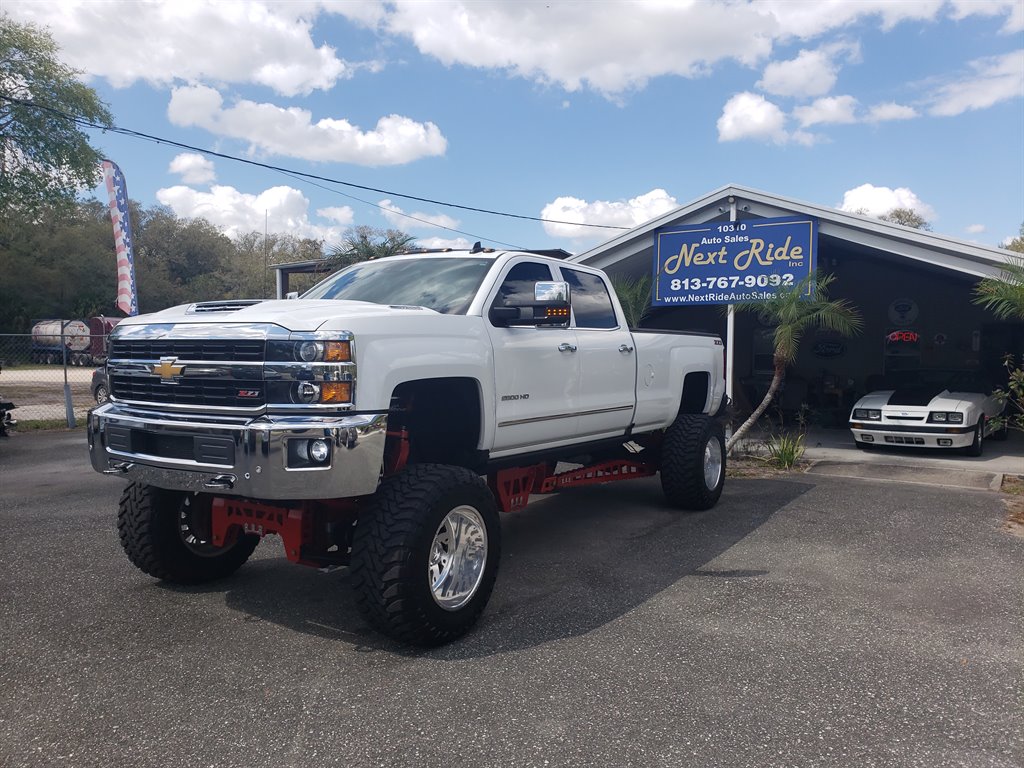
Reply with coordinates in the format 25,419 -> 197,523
168,153 -> 216,185
928,50 -> 1024,116
839,184 -> 937,221
540,189 -> 678,241
316,206 -> 356,225
757,46 -> 855,98
865,102 -> 918,122
949,0 -> 1024,33
156,183 -> 350,241
7,0 -> 1021,102
794,95 -> 859,127
756,0 -> 947,37
4,0 -> 365,96
380,1 -> 778,97
374,1 -> 1019,97
167,85 -> 447,166
965,223 -> 986,234
717,92 -> 791,144
378,199 -> 460,231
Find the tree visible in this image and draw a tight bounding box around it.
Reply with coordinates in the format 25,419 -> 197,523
726,274 -> 862,452
1000,222 -> 1024,255
878,208 -> 931,230
0,15 -> 113,216
326,226 -> 416,268
972,239 -> 1024,434
973,253 -> 1024,321
610,274 -> 653,328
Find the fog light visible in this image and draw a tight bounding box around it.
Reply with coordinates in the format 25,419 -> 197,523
309,439 -> 330,463
294,381 -> 321,403
861,434 -> 874,442
938,438 -> 952,446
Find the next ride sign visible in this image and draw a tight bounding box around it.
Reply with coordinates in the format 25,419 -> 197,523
653,216 -> 818,306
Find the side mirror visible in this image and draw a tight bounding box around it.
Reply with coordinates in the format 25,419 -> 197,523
286,291 -> 299,300
491,281 -> 571,327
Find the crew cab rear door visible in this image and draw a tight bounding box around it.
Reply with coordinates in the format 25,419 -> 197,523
484,259 -> 581,453
557,265 -> 636,440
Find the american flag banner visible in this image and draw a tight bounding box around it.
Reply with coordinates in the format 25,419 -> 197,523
101,160 -> 139,316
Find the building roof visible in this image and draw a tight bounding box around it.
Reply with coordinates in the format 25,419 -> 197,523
571,184 -> 1018,279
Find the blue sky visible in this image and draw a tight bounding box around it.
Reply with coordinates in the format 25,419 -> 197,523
7,1 -> 1023,253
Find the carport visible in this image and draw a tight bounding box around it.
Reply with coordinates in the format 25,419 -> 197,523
572,184 -> 1023,426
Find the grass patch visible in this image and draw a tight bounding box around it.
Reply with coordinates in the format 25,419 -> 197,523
9,419 -> 84,432
1000,475 -> 1024,538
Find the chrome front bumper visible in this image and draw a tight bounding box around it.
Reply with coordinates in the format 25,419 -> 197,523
88,403 -> 388,499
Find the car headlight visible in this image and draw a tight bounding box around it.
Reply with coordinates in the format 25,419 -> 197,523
928,411 -> 964,424
295,340 -> 351,362
853,408 -> 881,421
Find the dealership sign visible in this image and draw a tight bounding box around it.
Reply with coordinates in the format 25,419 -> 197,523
652,216 -> 818,306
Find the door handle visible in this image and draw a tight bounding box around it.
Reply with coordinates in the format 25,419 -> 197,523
558,342 -> 578,353
619,344 -> 634,354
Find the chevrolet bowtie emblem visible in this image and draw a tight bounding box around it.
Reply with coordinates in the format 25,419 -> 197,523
153,357 -> 185,380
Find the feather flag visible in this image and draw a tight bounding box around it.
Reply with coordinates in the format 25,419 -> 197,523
101,160 -> 139,316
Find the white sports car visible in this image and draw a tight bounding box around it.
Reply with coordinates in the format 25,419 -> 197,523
849,369 -> 1007,455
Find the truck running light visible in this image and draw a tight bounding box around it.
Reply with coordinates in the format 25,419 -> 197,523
321,382 -> 352,403
324,341 -> 351,362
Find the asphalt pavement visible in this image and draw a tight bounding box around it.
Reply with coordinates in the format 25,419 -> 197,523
0,430 -> 1021,768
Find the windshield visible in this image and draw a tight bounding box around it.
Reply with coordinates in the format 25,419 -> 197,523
302,257 -> 493,314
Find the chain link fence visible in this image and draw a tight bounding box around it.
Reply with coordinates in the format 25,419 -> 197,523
0,334 -> 108,427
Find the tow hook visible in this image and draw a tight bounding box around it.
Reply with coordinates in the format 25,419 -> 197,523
203,474 -> 236,490
102,461 -> 135,475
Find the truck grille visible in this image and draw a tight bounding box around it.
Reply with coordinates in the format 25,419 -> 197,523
111,377 -> 266,408
109,339 -> 265,361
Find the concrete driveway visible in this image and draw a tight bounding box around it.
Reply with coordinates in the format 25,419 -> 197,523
0,430 -> 1021,768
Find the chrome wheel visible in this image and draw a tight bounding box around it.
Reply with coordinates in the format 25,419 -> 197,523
178,494 -> 223,557
703,436 -> 724,490
428,505 -> 488,611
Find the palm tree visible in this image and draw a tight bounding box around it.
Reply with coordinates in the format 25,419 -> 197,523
610,274 -> 653,328
327,226 -> 417,268
727,273 -> 862,452
972,253 -> 1024,320
972,251 -> 1024,433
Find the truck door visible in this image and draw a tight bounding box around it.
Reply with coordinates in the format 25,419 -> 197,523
558,266 -> 636,440
485,260 -> 581,453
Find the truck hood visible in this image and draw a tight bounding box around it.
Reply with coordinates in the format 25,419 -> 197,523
116,299 -> 440,332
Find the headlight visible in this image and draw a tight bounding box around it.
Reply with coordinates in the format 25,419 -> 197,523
294,340 -> 350,362
853,408 -> 881,420
928,411 -> 964,424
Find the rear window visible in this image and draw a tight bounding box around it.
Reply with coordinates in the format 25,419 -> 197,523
561,268 -> 618,329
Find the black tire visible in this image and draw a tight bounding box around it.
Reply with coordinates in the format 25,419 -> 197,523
660,414 -> 726,511
965,417 -> 984,457
351,464 -> 500,646
117,482 -> 259,584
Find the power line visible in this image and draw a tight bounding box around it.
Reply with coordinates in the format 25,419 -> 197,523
2,94 -> 630,233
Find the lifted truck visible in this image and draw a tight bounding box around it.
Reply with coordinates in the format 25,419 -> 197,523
88,250 -> 727,645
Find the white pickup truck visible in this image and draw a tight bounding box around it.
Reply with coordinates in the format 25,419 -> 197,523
88,249 -> 727,645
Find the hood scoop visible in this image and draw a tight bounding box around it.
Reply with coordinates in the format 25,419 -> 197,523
187,300 -> 265,314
